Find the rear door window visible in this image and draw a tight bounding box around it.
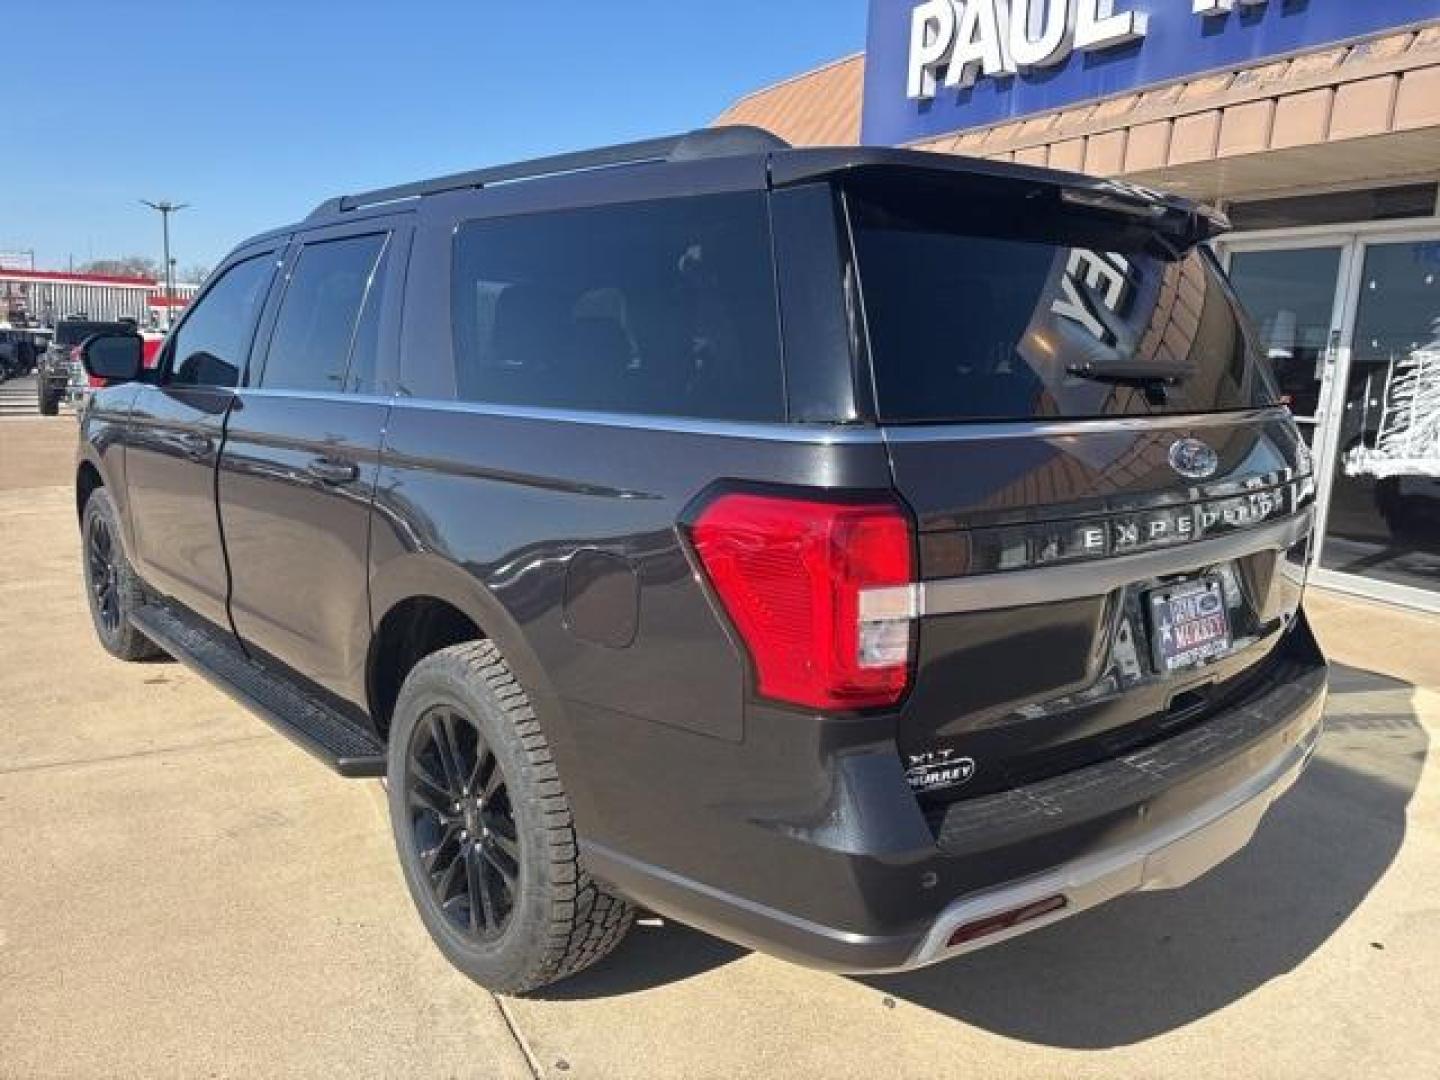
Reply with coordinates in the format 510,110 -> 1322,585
450,193 -> 785,422
846,175 -> 1279,422
259,233 -> 388,393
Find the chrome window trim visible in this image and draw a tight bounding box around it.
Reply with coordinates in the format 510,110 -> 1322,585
232,387 -> 886,442
386,396 -> 889,444
225,392 -> 1291,446
880,407 -> 1292,443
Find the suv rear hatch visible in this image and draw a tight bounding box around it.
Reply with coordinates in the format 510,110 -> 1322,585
838,167 -> 1315,804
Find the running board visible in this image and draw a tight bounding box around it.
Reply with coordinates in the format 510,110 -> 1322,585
130,604 -> 386,778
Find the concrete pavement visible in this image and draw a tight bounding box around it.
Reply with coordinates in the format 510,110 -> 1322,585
0,483 -> 534,1079
0,417 -> 1436,1079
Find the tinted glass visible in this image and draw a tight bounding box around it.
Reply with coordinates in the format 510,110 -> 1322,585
451,193 -> 784,421
1227,247 -> 1342,423
168,254 -> 274,388
261,234 -> 387,392
847,177 -> 1278,422
343,240 -> 388,394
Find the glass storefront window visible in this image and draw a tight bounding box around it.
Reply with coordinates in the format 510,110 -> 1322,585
1322,240 -> 1440,597
1227,247 -> 1343,445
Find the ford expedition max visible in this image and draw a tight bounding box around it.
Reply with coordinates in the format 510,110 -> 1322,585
74,127 -> 1326,994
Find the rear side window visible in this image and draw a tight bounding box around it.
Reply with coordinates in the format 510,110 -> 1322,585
846,176 -> 1279,423
450,193 -> 784,421
260,233 -> 388,392
168,254 -> 275,388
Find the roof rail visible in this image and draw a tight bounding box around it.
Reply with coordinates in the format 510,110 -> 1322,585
306,125 -> 789,220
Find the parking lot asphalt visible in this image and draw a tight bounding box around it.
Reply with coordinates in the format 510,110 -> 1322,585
1,415 -> 1437,1079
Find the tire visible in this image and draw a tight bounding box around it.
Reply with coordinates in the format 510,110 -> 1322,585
38,385 -> 58,416
387,640 -> 633,995
81,487 -> 163,661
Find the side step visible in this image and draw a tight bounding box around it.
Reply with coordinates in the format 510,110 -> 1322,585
130,604 -> 386,778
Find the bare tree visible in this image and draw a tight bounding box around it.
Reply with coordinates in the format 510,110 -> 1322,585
177,262 -> 212,286
79,255 -> 162,279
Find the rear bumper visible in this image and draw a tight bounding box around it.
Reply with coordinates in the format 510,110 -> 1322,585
582,618 -> 1327,973
901,702 -> 1319,969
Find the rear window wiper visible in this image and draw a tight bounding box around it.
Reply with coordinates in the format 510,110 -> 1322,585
1066,360 -> 1194,385
1067,361 -> 1194,403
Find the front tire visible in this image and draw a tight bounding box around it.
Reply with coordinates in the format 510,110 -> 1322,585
81,488 -> 162,661
387,641 -> 633,995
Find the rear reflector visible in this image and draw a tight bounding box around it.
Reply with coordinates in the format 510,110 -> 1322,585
689,492 -> 915,710
947,895 -> 1068,949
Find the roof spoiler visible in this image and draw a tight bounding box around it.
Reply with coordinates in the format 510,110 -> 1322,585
1059,183 -> 1230,246
768,147 -> 1230,247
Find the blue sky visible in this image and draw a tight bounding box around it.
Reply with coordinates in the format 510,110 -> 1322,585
5,1 -> 866,274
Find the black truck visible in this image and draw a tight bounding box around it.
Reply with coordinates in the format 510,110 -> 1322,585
74,127 -> 1326,995
40,318 -> 134,414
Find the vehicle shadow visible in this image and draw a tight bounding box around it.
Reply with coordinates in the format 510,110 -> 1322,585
861,662 -> 1429,1047
534,917 -> 746,1000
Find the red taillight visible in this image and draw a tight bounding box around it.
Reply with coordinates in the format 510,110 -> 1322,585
689,492 -> 916,710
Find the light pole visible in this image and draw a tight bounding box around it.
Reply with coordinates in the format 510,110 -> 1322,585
140,199 -> 188,328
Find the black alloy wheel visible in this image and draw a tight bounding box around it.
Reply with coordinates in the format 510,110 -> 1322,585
406,704 -> 521,942
80,487 -> 163,661
87,510 -> 122,635
387,640 -> 634,994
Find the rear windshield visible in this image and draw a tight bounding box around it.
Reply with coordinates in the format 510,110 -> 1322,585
845,176 -> 1278,423
55,321 -> 128,345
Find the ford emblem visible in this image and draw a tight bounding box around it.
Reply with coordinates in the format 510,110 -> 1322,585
1169,438 -> 1220,481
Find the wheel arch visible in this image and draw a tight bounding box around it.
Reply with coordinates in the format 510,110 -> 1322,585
76,459 -> 104,522
366,552 -> 558,739
75,447 -> 134,557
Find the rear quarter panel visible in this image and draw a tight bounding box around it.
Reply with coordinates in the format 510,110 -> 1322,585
371,407 -> 894,741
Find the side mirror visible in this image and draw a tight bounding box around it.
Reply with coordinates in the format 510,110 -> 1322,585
80,333 -> 143,383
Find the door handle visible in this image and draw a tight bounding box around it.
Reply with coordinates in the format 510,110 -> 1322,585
180,432 -> 212,459
307,457 -> 359,485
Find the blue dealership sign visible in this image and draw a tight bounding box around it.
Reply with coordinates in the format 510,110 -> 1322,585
862,0 -> 1440,145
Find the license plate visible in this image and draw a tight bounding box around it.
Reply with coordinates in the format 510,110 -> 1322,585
1147,576 -> 1232,673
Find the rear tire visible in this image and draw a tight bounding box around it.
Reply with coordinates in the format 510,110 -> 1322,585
387,640 -> 633,995
38,385 -> 58,416
81,488 -> 163,661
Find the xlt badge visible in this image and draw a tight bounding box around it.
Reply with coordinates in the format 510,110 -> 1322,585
906,750 -> 976,793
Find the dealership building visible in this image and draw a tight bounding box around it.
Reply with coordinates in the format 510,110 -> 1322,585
0,268 -> 197,328
720,0 -> 1440,614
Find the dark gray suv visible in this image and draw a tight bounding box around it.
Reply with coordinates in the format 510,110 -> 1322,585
73,127 -> 1326,994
